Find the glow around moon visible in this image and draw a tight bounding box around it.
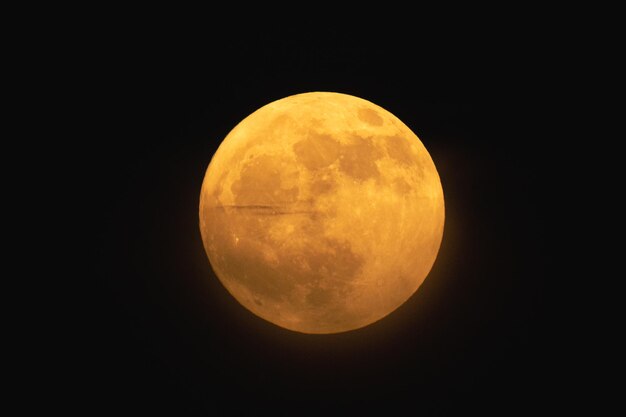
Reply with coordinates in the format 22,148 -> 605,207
199,92 -> 444,334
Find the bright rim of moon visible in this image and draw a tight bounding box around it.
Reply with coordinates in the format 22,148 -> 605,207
199,92 -> 444,334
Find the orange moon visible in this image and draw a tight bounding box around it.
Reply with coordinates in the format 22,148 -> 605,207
199,92 -> 444,334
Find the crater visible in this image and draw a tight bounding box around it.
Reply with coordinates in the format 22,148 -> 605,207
293,132 -> 340,170
358,107 -> 383,126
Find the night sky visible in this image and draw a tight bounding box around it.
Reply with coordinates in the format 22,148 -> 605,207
86,20 -> 555,414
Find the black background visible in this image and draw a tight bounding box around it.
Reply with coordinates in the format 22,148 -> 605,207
83,18 -> 557,415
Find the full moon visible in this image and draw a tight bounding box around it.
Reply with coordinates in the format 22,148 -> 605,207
199,92 -> 444,334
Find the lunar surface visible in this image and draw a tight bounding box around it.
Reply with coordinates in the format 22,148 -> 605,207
199,92 -> 444,334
